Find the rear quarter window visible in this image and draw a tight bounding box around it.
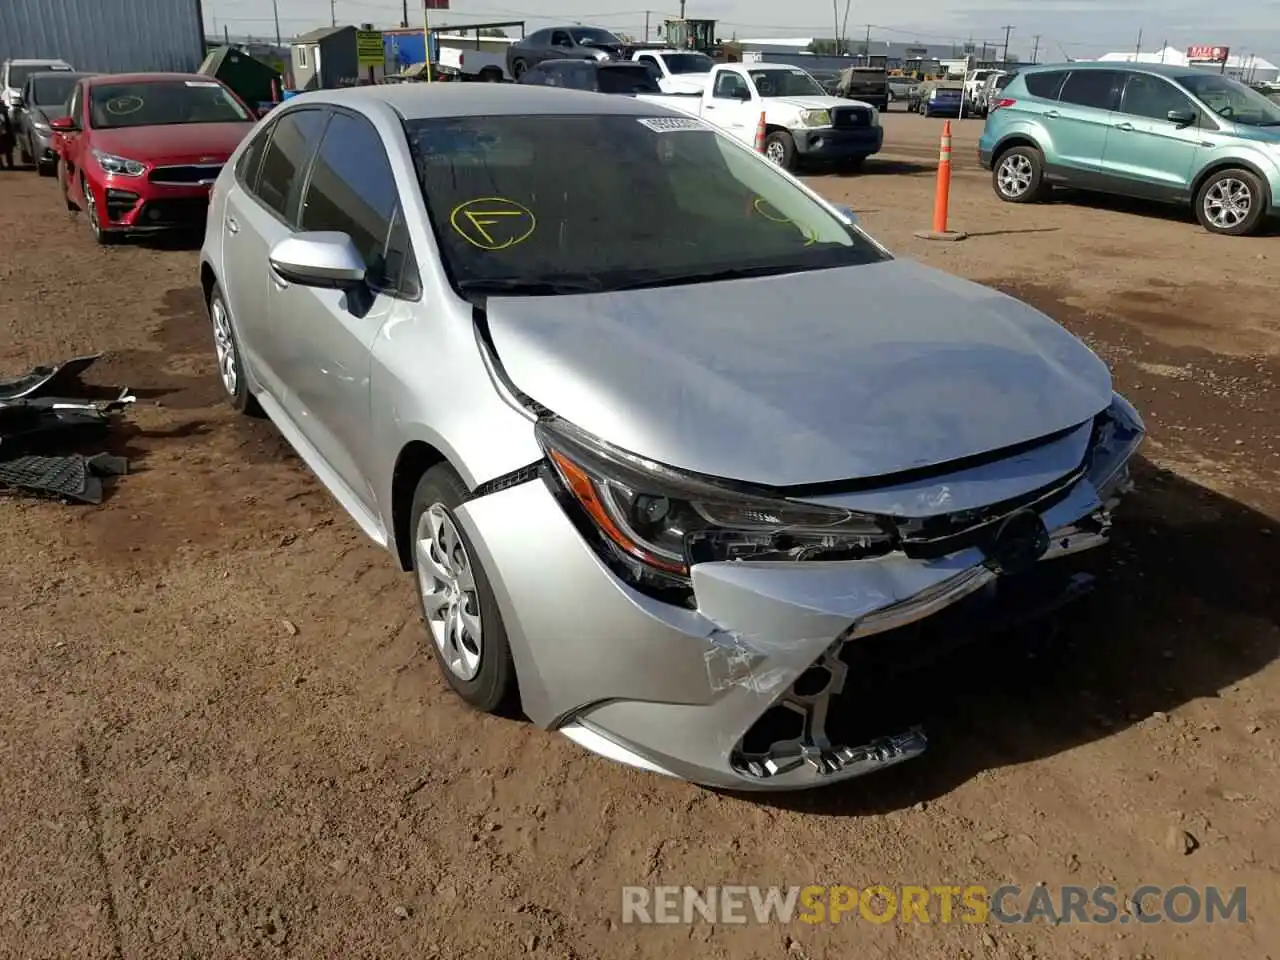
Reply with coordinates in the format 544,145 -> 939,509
1022,70 -> 1067,100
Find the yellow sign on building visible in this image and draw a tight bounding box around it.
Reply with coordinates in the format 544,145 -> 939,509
356,30 -> 384,66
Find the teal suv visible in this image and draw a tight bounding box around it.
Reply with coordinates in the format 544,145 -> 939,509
978,61 -> 1280,235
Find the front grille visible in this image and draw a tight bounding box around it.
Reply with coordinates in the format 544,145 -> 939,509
893,466 -> 1084,560
148,163 -> 222,185
135,198 -> 209,226
832,106 -> 871,128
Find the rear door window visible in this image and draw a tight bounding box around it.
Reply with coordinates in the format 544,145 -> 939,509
254,107 -> 328,222
1058,70 -> 1121,110
1022,70 -> 1067,100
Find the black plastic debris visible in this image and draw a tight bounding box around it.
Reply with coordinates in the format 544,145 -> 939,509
0,389 -> 136,454
0,453 -> 128,504
0,354 -> 101,401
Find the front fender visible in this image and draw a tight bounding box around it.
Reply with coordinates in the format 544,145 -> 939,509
1194,145 -> 1280,208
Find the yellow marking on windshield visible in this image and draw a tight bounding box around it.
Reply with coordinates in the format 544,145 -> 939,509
753,197 -> 818,245
450,197 -> 536,250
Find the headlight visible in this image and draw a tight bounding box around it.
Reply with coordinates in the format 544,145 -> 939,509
32,119 -> 50,133
1086,393 -> 1145,501
91,148 -> 146,177
536,419 -> 894,599
798,108 -> 831,128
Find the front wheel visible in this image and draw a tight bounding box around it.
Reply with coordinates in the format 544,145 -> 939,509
410,464 -> 518,714
81,174 -> 115,245
763,130 -> 796,170
1195,168 -> 1266,235
511,58 -> 528,79
207,282 -> 261,416
992,145 -> 1048,203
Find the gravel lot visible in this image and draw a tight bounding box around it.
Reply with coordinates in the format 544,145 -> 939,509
1,111 -> 1277,960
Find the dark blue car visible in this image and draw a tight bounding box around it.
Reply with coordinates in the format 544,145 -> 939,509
912,82 -> 964,117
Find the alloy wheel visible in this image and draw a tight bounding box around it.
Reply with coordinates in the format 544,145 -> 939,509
416,504 -> 483,681
82,176 -> 103,239
1204,177 -> 1251,231
210,297 -> 238,396
997,153 -> 1033,198
765,140 -> 786,166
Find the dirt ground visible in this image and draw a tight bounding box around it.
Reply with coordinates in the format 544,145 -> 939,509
1,112 -> 1277,960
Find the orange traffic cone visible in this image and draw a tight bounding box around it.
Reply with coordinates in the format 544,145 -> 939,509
914,119 -> 967,241
753,111 -> 767,154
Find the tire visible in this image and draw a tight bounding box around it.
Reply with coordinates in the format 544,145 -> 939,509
1195,168 -> 1267,236
81,173 -> 115,245
763,130 -> 796,170
479,67 -> 503,83
207,281 -> 262,416
59,159 -> 77,209
36,157 -> 54,177
992,144 -> 1049,203
410,464 -> 518,715
511,58 -> 528,79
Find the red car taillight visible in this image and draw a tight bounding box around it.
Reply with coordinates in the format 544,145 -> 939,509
991,97 -> 1016,111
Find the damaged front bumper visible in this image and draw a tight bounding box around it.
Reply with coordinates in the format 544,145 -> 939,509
454,396 -> 1142,790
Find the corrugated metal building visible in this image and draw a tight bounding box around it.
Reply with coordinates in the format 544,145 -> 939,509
0,0 -> 206,74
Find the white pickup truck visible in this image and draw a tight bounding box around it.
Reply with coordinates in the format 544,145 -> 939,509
637,62 -> 883,171
436,35 -> 514,82
629,48 -> 715,94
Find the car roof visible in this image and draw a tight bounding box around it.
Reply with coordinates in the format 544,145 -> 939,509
283,83 -> 680,120
1017,60 -> 1206,81
85,72 -> 216,86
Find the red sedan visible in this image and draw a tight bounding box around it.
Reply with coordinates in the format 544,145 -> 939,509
51,72 -> 257,244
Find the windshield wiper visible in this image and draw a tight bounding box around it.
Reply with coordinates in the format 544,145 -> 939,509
456,278 -> 605,296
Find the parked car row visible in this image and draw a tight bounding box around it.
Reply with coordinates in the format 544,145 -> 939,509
12,68 -> 258,243
981,61 -> 1280,235
193,81 -> 1143,789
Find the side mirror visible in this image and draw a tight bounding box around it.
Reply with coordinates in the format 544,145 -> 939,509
268,232 -> 366,289
835,205 -> 860,226
735,87 -> 752,101
1168,108 -> 1195,127
48,116 -> 75,131
10,94 -> 23,107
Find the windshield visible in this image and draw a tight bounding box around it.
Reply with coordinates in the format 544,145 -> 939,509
598,66 -> 661,94
30,74 -> 80,107
88,79 -> 250,129
993,73 -> 1013,90
405,114 -> 887,295
1179,72 -> 1280,126
10,64 -> 69,89
749,68 -> 825,97
571,27 -> 621,45
665,53 -> 714,74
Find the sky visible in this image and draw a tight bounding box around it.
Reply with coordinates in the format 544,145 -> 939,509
202,0 -> 1280,65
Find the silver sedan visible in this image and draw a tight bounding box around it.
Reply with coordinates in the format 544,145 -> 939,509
199,84 -> 1143,790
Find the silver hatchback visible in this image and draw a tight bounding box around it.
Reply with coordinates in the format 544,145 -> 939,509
200,84 -> 1143,790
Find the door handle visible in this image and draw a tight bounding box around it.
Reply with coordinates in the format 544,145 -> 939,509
225,215 -> 239,234
1199,141 -> 1213,147
1114,121 -> 1134,131
1043,110 -> 1059,118
705,104 -> 715,109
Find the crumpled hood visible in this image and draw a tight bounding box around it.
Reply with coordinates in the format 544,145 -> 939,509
485,259 -> 1113,487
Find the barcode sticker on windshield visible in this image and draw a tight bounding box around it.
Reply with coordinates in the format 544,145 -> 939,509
185,80 -> 221,87
637,117 -> 705,132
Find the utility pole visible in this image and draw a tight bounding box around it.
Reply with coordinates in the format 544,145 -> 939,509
1000,25 -> 1013,64
330,0 -> 337,27
1030,34 -> 1040,63
864,23 -> 871,56
1134,28 -> 1142,59
831,0 -> 841,54
644,10 -> 650,41
1159,39 -> 1167,62
271,0 -> 281,47
402,0 -> 409,27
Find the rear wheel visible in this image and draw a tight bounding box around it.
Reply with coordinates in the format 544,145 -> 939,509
410,464 -> 518,714
511,58 -> 528,79
1195,168 -> 1266,236
993,144 -> 1048,203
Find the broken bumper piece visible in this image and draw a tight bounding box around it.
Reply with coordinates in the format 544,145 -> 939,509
0,452 -> 128,503
0,354 -> 101,401
0,389 -> 135,453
